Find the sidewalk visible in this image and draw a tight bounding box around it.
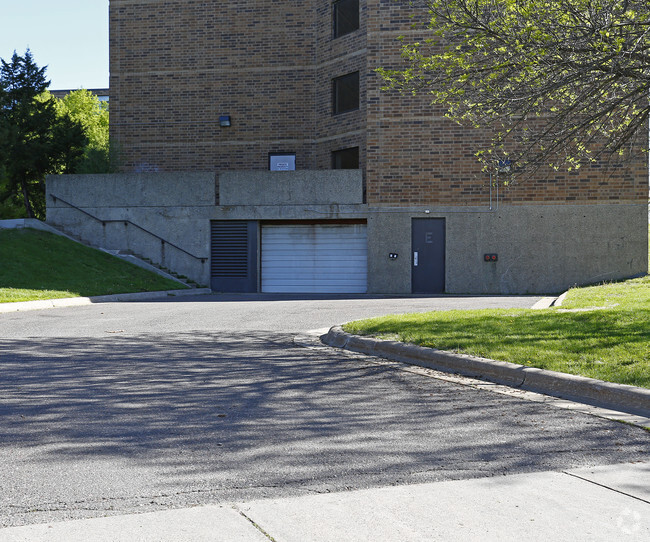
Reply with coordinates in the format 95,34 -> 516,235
2,462 -> 648,541
0,288 -> 213,313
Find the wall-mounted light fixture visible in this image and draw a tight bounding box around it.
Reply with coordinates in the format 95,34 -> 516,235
219,115 -> 231,127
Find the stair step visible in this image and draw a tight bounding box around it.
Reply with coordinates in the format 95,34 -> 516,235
50,224 -> 199,289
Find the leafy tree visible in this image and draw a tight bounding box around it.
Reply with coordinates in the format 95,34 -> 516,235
0,50 -> 86,218
0,169 -> 25,219
54,89 -> 119,174
378,0 -> 650,175
0,90 -> 19,217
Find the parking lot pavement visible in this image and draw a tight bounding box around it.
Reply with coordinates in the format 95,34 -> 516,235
0,295 -> 648,529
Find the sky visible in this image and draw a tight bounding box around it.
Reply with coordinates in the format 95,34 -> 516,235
0,1 -> 109,91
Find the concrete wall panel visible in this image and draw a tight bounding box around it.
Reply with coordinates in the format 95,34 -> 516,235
47,173 -> 216,208
367,204 -> 648,295
219,170 -> 363,206
46,173 -> 647,294
367,212 -> 412,293
46,174 -> 215,286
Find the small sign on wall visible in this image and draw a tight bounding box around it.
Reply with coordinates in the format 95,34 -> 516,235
269,153 -> 296,171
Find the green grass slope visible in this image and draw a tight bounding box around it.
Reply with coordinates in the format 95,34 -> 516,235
0,228 -> 187,303
345,228 -> 650,388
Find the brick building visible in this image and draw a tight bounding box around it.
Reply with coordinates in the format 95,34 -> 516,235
47,0 -> 648,294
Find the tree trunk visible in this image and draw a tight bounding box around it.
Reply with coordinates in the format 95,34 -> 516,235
20,177 -> 34,219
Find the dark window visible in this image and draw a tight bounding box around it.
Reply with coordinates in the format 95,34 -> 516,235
332,147 -> 360,169
332,72 -> 359,115
333,0 -> 359,38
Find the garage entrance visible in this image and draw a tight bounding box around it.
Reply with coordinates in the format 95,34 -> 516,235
261,222 -> 367,293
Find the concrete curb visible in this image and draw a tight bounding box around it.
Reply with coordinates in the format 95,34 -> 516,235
530,296 -> 557,309
555,291 -> 569,306
323,326 -> 650,418
0,288 -> 213,313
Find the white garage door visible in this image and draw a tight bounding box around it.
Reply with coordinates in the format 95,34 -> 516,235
261,223 -> 367,293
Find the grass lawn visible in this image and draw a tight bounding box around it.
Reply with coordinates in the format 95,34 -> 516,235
344,227 -> 650,389
0,228 -> 187,302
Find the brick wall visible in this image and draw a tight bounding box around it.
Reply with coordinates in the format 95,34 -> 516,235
364,0 -> 648,206
111,0 -> 321,173
110,0 -> 648,205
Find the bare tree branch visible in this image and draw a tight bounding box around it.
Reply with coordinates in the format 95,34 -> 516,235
379,0 -> 650,176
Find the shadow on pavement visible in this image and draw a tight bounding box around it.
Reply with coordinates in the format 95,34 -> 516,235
1,332 -> 647,491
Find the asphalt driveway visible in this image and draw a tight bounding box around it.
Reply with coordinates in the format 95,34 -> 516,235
0,294 -> 648,527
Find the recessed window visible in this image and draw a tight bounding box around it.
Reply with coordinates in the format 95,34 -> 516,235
333,0 -> 359,39
332,72 -> 359,115
332,147 -> 359,169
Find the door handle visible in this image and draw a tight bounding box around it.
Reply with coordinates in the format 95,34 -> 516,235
414,251 -> 419,266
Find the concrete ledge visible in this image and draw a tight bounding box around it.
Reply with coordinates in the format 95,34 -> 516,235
555,291 -> 569,306
0,218 -> 74,237
0,289 -> 212,313
531,297 -> 557,309
47,172 -> 217,207
219,170 -> 363,206
323,326 -> 650,417
99,249 -> 189,285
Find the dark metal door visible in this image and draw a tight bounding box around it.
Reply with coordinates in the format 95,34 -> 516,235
210,220 -> 257,292
412,218 -> 445,293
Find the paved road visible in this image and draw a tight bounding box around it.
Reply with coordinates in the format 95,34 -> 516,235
0,294 -> 648,528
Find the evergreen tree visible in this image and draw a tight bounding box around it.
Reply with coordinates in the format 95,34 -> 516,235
0,50 -> 86,218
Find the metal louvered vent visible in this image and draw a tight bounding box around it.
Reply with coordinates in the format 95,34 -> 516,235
211,221 -> 249,277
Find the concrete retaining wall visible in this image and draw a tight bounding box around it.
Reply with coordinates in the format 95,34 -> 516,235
45,172 -> 368,288
368,203 -> 648,294
46,173 -> 216,286
0,218 -> 70,235
46,173 -> 648,294
219,170 -> 363,206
